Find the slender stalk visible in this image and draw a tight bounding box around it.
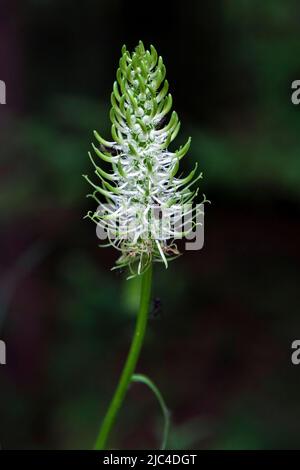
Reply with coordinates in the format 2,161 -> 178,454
131,374 -> 170,450
94,264 -> 153,449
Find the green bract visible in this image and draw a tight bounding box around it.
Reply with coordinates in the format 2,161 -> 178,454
84,41 -> 203,277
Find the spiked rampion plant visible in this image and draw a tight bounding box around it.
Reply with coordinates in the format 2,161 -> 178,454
84,41 -> 204,449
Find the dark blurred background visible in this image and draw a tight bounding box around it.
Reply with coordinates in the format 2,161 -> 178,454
1,0 -> 300,450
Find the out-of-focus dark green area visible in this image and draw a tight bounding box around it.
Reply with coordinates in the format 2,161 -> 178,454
1,0 -> 300,449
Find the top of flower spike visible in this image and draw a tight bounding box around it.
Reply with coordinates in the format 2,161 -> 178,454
84,41 -> 204,278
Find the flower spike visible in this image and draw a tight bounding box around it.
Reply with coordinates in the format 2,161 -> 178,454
84,42 -> 204,276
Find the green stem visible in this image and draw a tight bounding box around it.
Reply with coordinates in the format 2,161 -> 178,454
131,374 -> 170,450
94,263 -> 153,449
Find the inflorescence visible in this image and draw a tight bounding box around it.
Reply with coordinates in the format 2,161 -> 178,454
84,41 -> 205,277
